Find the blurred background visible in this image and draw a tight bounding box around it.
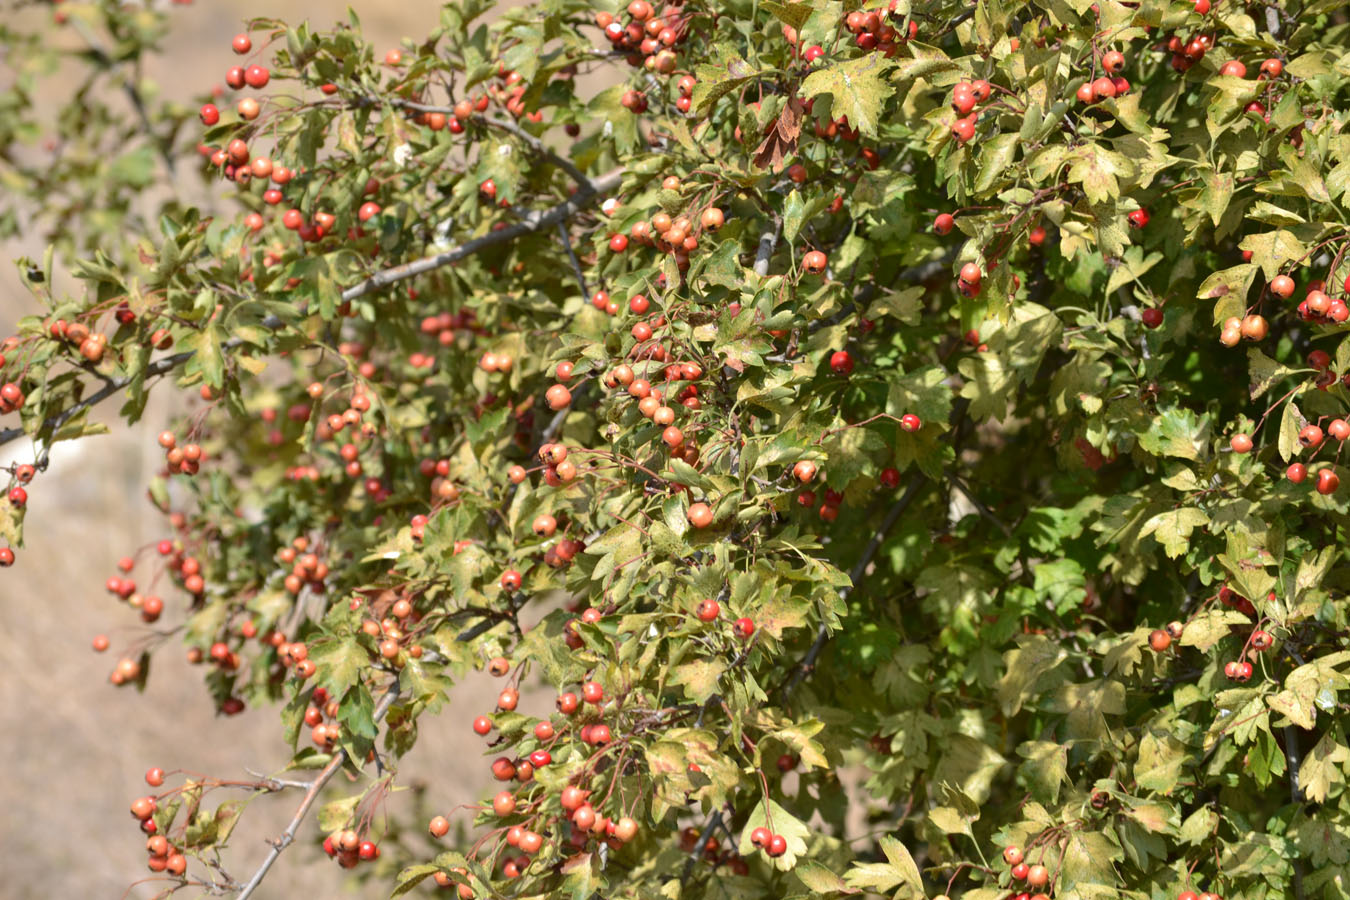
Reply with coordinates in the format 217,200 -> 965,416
0,2 -> 560,896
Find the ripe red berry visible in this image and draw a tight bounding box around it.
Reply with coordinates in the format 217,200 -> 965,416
232,33 -> 252,54
1287,462 -> 1308,483
1229,433 -> 1253,454
1128,208 -> 1150,228
879,467 -> 901,489
829,350 -> 854,375
473,715 -> 492,735
1141,308 -> 1164,329
934,213 -> 954,234
802,250 -> 828,274
696,598 -> 720,621
766,834 -> 788,857
734,617 -> 755,638
609,234 -> 629,253
1317,468 -> 1340,495
199,104 -> 220,126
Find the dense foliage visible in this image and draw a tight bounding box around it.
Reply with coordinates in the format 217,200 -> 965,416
5,0 -> 1350,898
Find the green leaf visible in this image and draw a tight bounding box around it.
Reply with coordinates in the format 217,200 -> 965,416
1017,741 -> 1068,804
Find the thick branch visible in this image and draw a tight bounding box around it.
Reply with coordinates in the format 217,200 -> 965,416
753,221 -> 781,277
340,169 -> 623,304
233,684 -> 400,900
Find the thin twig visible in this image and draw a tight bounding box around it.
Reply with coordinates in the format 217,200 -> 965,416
556,220 -> 590,298
234,684 -> 400,900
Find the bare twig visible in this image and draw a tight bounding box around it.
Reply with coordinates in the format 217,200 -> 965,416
234,684 -> 400,900
783,473 -> 927,698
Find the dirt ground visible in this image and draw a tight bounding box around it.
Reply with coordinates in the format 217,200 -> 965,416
0,3 -> 549,897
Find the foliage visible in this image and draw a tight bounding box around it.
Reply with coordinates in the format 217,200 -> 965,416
4,0 -> 1350,898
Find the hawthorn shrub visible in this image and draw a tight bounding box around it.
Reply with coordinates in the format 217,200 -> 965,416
4,0 -> 1350,898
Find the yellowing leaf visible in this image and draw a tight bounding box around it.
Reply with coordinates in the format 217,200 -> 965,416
801,54 -> 893,137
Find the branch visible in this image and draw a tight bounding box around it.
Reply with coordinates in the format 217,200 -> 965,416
1,165 -> 621,455
556,219 -> 590,299
948,472 -> 1012,537
67,16 -> 175,175
680,810 -> 724,884
0,348 -> 195,453
783,473 -> 928,698
1285,724 -> 1307,900
340,169 -> 623,304
753,220 -> 781,277
233,683 -> 400,900
807,247 -> 957,335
